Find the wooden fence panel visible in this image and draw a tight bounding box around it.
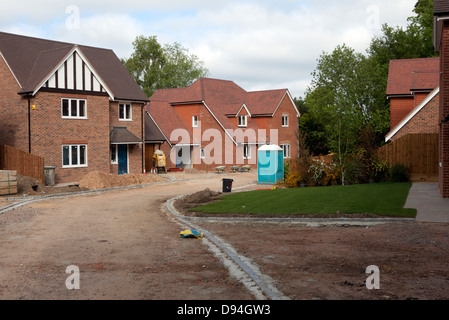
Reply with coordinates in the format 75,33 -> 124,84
0,145 -> 45,183
377,133 -> 439,182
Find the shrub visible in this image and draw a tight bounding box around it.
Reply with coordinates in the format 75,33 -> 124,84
371,157 -> 391,182
390,164 -> 410,182
283,170 -> 302,188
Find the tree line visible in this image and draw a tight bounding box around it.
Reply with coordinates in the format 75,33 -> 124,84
297,0 -> 436,157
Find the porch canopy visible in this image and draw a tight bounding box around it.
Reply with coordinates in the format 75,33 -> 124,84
110,127 -> 142,144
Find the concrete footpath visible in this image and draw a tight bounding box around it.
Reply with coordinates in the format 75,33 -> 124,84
404,183 -> 449,223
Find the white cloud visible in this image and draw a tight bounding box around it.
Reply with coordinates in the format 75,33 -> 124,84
0,0 -> 417,98
49,13 -> 144,58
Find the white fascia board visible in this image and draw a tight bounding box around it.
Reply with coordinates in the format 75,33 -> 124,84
202,101 -> 238,146
0,50 -> 22,89
146,111 -> 172,147
272,90 -> 300,118
236,103 -> 251,117
175,143 -> 201,147
385,87 -> 439,142
32,46 -> 114,99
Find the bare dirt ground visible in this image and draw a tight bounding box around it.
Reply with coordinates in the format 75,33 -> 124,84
0,171 -> 257,300
1,170 -> 449,300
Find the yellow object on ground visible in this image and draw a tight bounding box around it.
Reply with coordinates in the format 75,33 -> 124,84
179,229 -> 203,239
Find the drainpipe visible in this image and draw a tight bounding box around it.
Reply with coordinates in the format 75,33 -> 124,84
27,97 -> 31,153
141,104 -> 145,173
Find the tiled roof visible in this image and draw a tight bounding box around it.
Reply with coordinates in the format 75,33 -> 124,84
145,113 -> 166,142
434,0 -> 449,15
110,127 -> 142,144
150,77 -> 288,117
386,57 -> 440,96
145,101 -> 192,145
0,31 -> 148,102
146,78 -> 295,145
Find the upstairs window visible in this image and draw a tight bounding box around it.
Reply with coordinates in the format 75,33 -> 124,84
62,98 -> 86,119
119,103 -> 132,121
238,115 -> 247,127
282,115 -> 289,127
192,115 -> 198,127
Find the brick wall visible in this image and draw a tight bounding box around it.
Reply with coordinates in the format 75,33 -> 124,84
29,91 -> 111,184
439,21 -> 449,198
390,97 -> 414,130
156,95 -> 299,171
390,92 -> 439,141
272,95 -> 299,159
0,56 -> 29,151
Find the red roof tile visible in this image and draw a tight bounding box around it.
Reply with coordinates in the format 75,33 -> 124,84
149,77 -> 288,123
145,101 -> 192,145
146,78 -> 295,145
386,57 -> 440,96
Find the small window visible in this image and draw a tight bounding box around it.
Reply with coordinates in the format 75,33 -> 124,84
192,115 -> 198,127
282,115 -> 289,127
200,148 -> 205,159
119,103 -> 132,121
62,98 -> 87,119
110,145 -> 118,164
243,144 -> 251,159
62,144 -> 87,167
281,144 -> 290,158
238,115 -> 247,127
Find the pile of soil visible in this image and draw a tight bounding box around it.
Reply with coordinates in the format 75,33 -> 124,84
78,171 -> 166,190
174,188 -> 222,215
16,175 -> 88,196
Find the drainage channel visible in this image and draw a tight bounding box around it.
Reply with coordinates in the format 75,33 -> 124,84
165,195 -> 290,301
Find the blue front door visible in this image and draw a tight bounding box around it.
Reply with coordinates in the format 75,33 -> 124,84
118,144 -> 128,175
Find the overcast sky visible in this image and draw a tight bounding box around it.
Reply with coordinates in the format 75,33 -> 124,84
0,0 -> 416,98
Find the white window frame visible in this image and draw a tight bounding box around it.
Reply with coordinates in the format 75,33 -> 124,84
192,115 -> 198,128
119,103 -> 132,121
200,148 -> 205,159
61,98 -> 87,119
62,144 -> 88,168
243,143 -> 251,159
238,115 -> 247,127
281,144 -> 291,159
282,115 -> 289,127
110,144 -> 118,164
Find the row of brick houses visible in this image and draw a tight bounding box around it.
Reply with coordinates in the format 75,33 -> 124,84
145,78 -> 300,171
0,32 -> 299,184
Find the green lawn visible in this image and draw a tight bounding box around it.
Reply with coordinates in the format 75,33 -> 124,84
191,182 -> 417,217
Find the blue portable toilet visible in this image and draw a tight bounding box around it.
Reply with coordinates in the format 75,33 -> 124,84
257,145 -> 284,184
